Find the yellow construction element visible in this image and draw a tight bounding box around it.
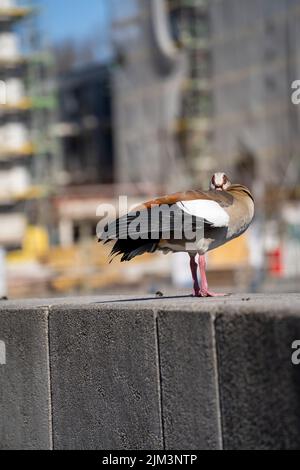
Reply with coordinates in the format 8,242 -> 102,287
0,142 -> 34,159
46,244 -> 114,272
0,57 -> 27,68
207,234 -> 250,269
0,7 -> 32,21
174,116 -> 213,133
0,97 -> 32,112
23,225 -> 49,258
7,225 -> 49,263
14,186 -> 45,201
44,242 -> 161,293
46,243 -> 120,292
0,186 -> 45,204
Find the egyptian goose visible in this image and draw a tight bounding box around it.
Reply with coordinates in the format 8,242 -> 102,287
99,173 -> 254,297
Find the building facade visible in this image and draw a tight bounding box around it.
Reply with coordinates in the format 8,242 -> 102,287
168,0 -> 214,184
56,64 -> 113,187
113,0 -> 300,189
0,0 -> 58,252
111,0 -> 188,192
0,0 -> 36,250
209,0 -> 300,187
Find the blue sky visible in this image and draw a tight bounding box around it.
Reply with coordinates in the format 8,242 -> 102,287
35,0 -> 111,44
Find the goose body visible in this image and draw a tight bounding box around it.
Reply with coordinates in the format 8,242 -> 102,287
99,173 -> 254,297
157,184 -> 254,255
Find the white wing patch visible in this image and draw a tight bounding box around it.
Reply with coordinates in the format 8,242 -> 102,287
177,200 -> 229,228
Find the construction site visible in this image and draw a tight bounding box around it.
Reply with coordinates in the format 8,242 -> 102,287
0,0 -> 299,298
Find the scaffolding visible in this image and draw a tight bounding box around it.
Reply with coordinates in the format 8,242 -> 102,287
167,0 -> 214,183
0,0 -> 58,251
208,0 -> 300,187
111,0 -> 188,192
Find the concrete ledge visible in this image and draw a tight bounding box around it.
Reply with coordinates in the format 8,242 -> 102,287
1,294 -> 300,449
0,307 -> 51,450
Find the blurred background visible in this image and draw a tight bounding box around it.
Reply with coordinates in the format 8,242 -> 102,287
0,0 -> 300,299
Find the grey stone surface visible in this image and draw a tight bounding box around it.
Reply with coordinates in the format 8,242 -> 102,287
1,294 -> 300,450
0,307 -> 51,450
2,292 -> 300,313
157,310 -> 222,450
216,312 -> 300,450
49,305 -> 163,450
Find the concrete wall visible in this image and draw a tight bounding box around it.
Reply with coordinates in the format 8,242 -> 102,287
1,294 -> 300,450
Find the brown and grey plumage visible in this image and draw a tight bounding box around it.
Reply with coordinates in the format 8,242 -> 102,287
99,173 -> 254,297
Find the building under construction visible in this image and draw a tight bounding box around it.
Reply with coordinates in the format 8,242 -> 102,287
168,0 -> 213,184
111,0 -> 214,188
0,0 -> 58,297
169,0 -> 300,189
110,0 -> 300,285
0,0 -> 34,251
112,0 -> 300,189
111,0 -> 188,193
209,0 -> 300,189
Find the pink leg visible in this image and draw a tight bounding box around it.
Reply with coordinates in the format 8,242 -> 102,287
198,254 -> 226,297
189,254 -> 200,297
